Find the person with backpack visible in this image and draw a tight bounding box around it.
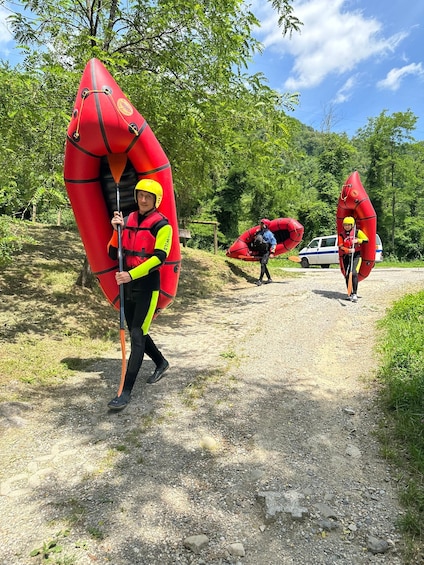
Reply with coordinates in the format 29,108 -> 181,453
106,179 -> 172,411
251,218 -> 277,286
338,216 -> 368,302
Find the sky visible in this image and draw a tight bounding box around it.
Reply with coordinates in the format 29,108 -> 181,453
250,0 -> 424,139
1,0 -> 424,140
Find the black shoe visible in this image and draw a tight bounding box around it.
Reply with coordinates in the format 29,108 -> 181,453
255,280 -> 262,286
108,391 -> 130,411
264,278 -> 273,284
147,360 -> 169,384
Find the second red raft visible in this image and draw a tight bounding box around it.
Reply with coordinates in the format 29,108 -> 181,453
226,218 -> 304,261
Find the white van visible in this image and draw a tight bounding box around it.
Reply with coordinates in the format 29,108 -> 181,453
298,234 -> 383,268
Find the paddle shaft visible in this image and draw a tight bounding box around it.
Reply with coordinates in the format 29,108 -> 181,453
107,153 -> 128,396
116,182 -> 125,330
116,187 -> 126,396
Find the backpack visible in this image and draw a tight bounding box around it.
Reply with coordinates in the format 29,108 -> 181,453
251,233 -> 269,254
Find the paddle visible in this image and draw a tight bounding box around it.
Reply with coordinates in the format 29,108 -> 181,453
107,153 -> 128,396
347,222 -> 356,296
287,255 -> 301,263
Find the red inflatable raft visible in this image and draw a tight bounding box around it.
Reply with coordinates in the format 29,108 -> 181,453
64,58 -> 181,315
336,171 -> 377,281
226,218 -> 304,261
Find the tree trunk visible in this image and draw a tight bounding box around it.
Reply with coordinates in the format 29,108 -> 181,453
76,257 -> 95,288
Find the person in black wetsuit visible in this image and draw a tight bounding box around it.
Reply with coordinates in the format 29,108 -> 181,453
107,179 -> 172,411
338,216 -> 368,303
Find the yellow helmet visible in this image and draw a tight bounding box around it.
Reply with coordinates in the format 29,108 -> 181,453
343,216 -> 355,226
134,179 -> 163,207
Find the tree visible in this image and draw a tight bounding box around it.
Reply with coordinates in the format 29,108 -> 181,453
6,0 -> 302,230
358,110 -> 418,257
0,63 -> 75,218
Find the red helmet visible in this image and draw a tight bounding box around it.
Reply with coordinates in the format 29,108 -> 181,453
260,218 -> 271,228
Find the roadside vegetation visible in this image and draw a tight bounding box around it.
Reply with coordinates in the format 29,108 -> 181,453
376,290 -> 424,562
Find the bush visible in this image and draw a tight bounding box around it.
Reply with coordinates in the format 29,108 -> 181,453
0,216 -> 36,266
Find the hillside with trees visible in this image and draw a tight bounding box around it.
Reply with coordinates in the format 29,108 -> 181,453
0,0 -> 423,262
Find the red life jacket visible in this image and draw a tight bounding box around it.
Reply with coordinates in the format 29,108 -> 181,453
122,210 -> 167,269
339,228 -> 361,254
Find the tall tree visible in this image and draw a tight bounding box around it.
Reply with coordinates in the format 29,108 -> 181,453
358,110 -> 417,257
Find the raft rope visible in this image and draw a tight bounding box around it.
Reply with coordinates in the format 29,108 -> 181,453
72,87 -> 140,141
340,182 -> 353,203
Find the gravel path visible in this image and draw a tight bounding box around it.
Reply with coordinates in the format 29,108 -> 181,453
1,266 -> 423,565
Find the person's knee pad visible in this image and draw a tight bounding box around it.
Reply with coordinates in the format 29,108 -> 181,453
130,327 -> 144,348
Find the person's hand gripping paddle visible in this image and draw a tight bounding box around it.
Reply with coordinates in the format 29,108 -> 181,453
107,153 -> 128,396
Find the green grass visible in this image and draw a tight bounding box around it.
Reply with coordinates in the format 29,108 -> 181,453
376,290 -> 424,560
377,258 -> 424,268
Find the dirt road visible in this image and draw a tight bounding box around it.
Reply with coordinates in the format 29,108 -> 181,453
1,266 -> 423,564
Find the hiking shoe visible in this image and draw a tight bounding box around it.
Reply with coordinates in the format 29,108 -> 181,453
255,280 -> 263,286
265,278 -> 273,284
108,391 -> 130,411
351,294 -> 358,303
147,360 -> 169,384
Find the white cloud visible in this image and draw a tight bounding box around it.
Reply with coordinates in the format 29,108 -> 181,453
0,7 -> 13,44
377,62 -> 424,91
333,75 -> 358,103
252,0 -> 408,90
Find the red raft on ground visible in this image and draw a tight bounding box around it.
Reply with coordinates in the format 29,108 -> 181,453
64,58 -> 181,315
226,218 -> 304,261
336,171 -> 377,281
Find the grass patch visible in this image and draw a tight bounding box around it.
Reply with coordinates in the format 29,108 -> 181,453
30,529 -> 73,563
180,369 -> 225,408
376,290 -> 424,560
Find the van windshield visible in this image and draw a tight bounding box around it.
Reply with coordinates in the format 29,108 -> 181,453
309,239 -> 319,249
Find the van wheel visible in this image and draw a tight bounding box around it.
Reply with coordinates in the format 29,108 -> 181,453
301,257 -> 309,268
321,264 -> 330,269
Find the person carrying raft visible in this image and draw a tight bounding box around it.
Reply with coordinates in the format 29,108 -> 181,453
338,216 -> 368,303
106,179 -> 172,411
250,218 -> 277,286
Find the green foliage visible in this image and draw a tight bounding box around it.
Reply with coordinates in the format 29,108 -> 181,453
359,110 -> 420,257
215,169 -> 249,241
378,292 -> 424,413
377,291 -> 424,549
4,0 -> 303,240
30,529 -> 71,562
0,216 -> 36,266
0,63 -> 77,220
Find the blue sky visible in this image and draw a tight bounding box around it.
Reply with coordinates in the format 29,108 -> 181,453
0,3 -> 15,62
250,0 -> 424,139
1,0 -> 424,140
